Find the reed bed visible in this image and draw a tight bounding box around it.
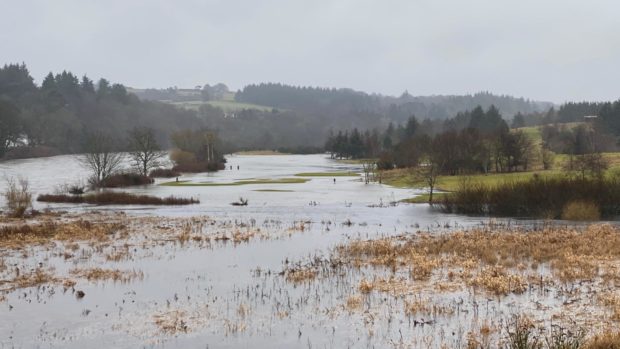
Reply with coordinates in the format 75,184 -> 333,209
335,224 -> 620,294
440,176 -> 620,219
37,192 -> 199,205
0,220 -> 120,248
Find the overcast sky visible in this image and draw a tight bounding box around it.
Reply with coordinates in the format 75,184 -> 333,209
2,0 -> 619,103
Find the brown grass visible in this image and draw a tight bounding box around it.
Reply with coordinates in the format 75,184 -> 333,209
153,310 -> 189,335
70,268 -> 144,283
584,331 -> 620,348
0,268 -> 58,291
336,224 -> 620,295
285,267 -> 317,284
0,220 -> 119,248
403,297 -> 454,317
562,200 -> 601,221
37,192 -> 199,205
345,295 -> 363,311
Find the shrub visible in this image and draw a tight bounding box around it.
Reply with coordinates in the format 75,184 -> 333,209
172,161 -> 224,173
441,177 -> 487,214
169,149 -> 196,165
376,151 -> 395,170
441,176 -> 620,219
37,192 -> 198,205
561,201 -> 601,221
54,182 -> 86,196
100,173 -> 154,188
149,168 -> 180,178
3,177 -> 32,217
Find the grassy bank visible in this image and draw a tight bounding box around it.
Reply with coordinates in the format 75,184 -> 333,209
400,192 -> 448,204
383,167 -> 560,191
37,192 -> 199,205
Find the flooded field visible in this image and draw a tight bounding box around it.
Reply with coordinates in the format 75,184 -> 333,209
1,154 -> 619,348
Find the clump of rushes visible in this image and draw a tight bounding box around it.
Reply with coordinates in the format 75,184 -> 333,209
37,192 -> 198,205
99,173 -> 154,188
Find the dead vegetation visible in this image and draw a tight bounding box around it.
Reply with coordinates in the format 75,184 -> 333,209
334,224 -> 620,295
37,192 -> 199,205
0,268 -> 59,292
284,266 -> 318,284
0,219 -> 121,248
70,268 -> 144,283
153,310 -> 189,335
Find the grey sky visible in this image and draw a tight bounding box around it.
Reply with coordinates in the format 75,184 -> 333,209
2,0 -> 619,103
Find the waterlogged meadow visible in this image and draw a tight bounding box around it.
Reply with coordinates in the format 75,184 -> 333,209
1,154 -> 620,348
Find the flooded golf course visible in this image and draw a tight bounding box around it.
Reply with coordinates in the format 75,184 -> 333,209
1,154 -> 620,348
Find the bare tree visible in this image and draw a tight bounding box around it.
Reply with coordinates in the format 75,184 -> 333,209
425,161 -> 444,203
361,160 -> 376,184
128,127 -> 166,176
541,148 -> 555,170
572,152 -> 609,180
80,132 -> 123,187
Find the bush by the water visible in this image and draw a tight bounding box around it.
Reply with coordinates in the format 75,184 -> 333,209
100,173 -> 154,188
562,200 -> 601,221
172,161 -> 225,173
441,176 -> 620,219
37,192 -> 198,205
149,168 -> 180,178
3,178 -> 32,217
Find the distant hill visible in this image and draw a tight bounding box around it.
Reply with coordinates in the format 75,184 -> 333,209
235,83 -> 553,122
131,83 -> 554,122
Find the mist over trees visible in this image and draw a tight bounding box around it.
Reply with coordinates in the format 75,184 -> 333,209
235,83 -> 551,122
4,63 -> 620,162
0,63 -> 205,159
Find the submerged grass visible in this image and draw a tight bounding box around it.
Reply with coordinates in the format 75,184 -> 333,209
333,224 -> 620,295
160,178 -> 309,186
0,220 -> 120,247
70,268 -> 144,283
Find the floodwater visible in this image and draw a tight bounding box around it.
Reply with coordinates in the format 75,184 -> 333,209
0,153 -> 484,226
0,154 -> 599,348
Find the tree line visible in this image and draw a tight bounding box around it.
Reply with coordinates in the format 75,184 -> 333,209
326,105 -> 535,174
236,83 -> 551,122
0,63 -> 205,159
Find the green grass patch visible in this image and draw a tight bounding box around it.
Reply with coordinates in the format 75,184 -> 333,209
170,100 -> 276,112
334,158 -> 377,164
400,192 -> 448,204
295,172 -> 359,177
160,178 -> 309,187
383,168 -> 564,191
